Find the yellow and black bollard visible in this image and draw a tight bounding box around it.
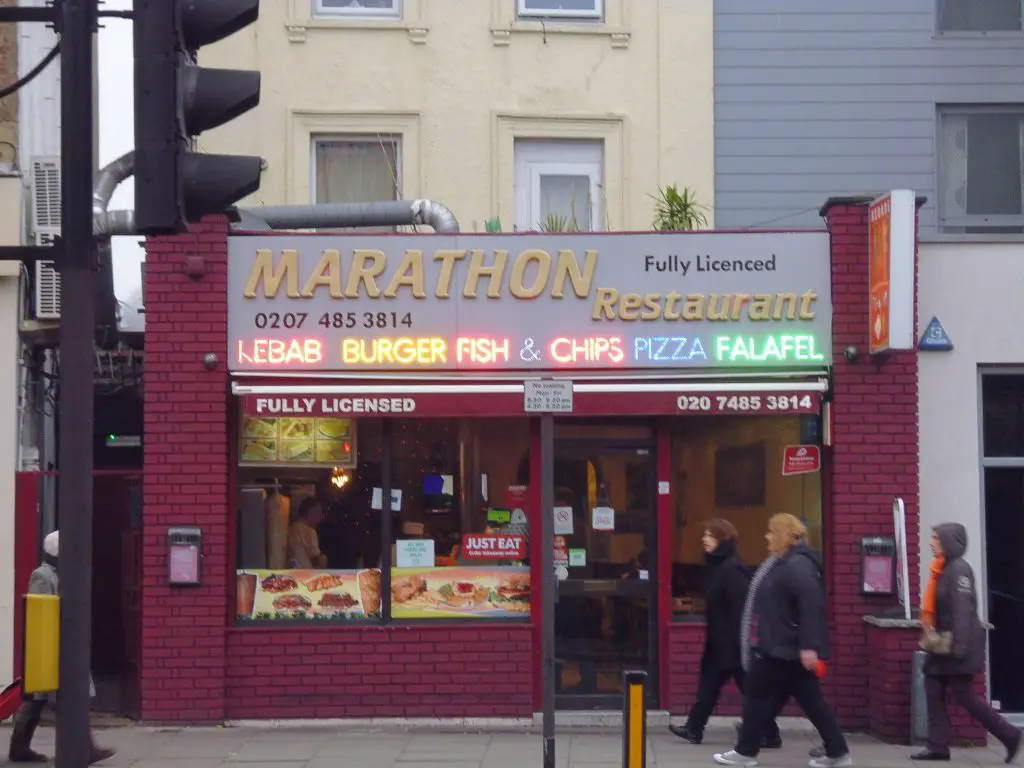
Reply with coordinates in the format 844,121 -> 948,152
621,670 -> 647,768
22,594 -> 60,695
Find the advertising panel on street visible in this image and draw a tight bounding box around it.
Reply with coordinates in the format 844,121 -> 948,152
227,232 -> 832,373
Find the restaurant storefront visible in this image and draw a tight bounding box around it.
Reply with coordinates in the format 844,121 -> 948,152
139,198 -> 927,736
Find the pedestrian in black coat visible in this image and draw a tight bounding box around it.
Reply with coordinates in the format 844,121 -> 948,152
714,513 -> 849,768
913,523 -> 1021,763
670,519 -> 781,747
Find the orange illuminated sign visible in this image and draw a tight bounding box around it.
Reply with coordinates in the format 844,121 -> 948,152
341,337 -> 447,366
868,196 -> 892,354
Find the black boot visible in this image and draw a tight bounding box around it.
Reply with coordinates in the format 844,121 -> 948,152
1004,729 -> 1021,765
910,749 -> 951,761
669,723 -> 703,744
88,731 -> 116,765
733,719 -> 782,749
8,702 -> 48,763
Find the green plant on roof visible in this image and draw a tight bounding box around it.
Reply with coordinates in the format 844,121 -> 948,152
651,185 -> 708,231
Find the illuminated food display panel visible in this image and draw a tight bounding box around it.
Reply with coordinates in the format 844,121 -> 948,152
238,413 -> 356,468
227,233 -> 832,372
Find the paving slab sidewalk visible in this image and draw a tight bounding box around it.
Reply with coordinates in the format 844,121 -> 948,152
0,724 -> 1011,768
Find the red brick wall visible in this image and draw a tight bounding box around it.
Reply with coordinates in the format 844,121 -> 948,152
823,200 -> 921,729
142,217 -> 232,722
141,220 -> 533,722
225,625 -> 533,719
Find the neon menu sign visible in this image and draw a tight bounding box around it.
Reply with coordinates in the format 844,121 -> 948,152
227,232 -> 833,372
235,333 -> 826,369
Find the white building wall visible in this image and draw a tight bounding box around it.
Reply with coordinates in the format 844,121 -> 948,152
17,4 -> 61,162
917,240 -> 1024,616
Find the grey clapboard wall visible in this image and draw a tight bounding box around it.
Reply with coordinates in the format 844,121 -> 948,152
714,0 -> 1024,232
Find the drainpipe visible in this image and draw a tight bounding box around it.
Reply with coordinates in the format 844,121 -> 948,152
92,151 -> 135,237
239,200 -> 461,233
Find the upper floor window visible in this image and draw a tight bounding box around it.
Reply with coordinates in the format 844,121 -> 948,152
517,0 -> 603,21
938,107 -> 1024,234
315,0 -> 401,18
313,136 -> 401,231
514,139 -> 604,232
938,0 -> 1022,32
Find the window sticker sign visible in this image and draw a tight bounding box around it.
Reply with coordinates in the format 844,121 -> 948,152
782,445 -> 821,476
227,232 -> 832,372
462,534 -> 526,560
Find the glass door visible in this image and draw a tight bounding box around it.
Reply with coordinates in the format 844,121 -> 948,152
552,439 -> 657,710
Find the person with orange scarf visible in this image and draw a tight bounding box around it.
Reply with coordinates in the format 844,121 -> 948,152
913,523 -> 1021,763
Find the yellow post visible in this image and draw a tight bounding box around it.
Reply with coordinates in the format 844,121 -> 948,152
622,670 -> 647,768
22,594 -> 59,694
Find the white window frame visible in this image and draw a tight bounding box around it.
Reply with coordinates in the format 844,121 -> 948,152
314,0 -> 401,19
516,0 -> 603,21
937,105 -> 1024,233
514,140 -> 603,232
310,134 -> 403,204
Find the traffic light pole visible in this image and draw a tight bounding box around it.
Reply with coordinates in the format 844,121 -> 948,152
55,0 -> 97,765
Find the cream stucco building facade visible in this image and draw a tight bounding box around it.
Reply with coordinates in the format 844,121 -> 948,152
200,0 -> 715,231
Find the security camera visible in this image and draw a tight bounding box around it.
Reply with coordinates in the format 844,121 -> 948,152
843,345 -> 859,363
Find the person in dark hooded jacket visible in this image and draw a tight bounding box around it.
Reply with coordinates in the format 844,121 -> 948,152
714,514 -> 849,768
670,519 -> 781,748
913,523 -> 1021,763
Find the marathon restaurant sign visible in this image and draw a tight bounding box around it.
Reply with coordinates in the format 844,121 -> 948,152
227,232 -> 832,372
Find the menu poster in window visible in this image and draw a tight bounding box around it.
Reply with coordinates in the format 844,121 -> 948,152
239,414 -> 356,468
236,568 -> 382,620
390,566 -> 530,619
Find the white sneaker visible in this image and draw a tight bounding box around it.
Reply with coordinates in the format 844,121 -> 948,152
808,754 -> 853,768
714,750 -> 759,767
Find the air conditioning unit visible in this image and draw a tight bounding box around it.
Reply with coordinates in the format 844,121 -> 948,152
31,157 -> 61,321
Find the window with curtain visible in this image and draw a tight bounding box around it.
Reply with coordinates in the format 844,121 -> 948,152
937,0 -> 1022,31
514,139 -> 604,232
315,0 -> 401,18
518,0 -> 603,20
938,108 -> 1024,234
313,136 -> 401,233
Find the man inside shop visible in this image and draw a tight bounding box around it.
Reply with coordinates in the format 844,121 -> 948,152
287,498 -> 328,569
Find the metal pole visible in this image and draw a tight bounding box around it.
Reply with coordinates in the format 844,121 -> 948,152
540,413 -> 555,768
55,0 -> 96,766
380,420 -> 393,623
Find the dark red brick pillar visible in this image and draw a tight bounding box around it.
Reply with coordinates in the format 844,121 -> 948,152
141,216 -> 231,723
821,198 -> 920,732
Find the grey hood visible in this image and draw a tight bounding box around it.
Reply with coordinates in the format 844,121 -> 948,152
935,522 -> 967,561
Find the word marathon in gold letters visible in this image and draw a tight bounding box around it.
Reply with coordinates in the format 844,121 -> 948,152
242,247 -> 819,323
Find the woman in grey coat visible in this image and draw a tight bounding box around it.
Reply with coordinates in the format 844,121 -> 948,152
7,531 -> 115,764
913,523 -> 1021,763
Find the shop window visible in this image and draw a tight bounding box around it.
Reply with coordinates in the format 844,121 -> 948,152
233,414 -> 532,623
389,418 -> 532,621
937,0 -> 1022,32
937,107 -> 1024,234
668,415 -> 823,620
235,418 -> 384,623
312,135 -> 400,232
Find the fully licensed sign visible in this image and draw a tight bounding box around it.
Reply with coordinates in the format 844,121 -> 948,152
227,232 -> 832,372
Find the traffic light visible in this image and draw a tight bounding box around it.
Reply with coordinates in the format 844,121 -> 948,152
133,0 -> 262,235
